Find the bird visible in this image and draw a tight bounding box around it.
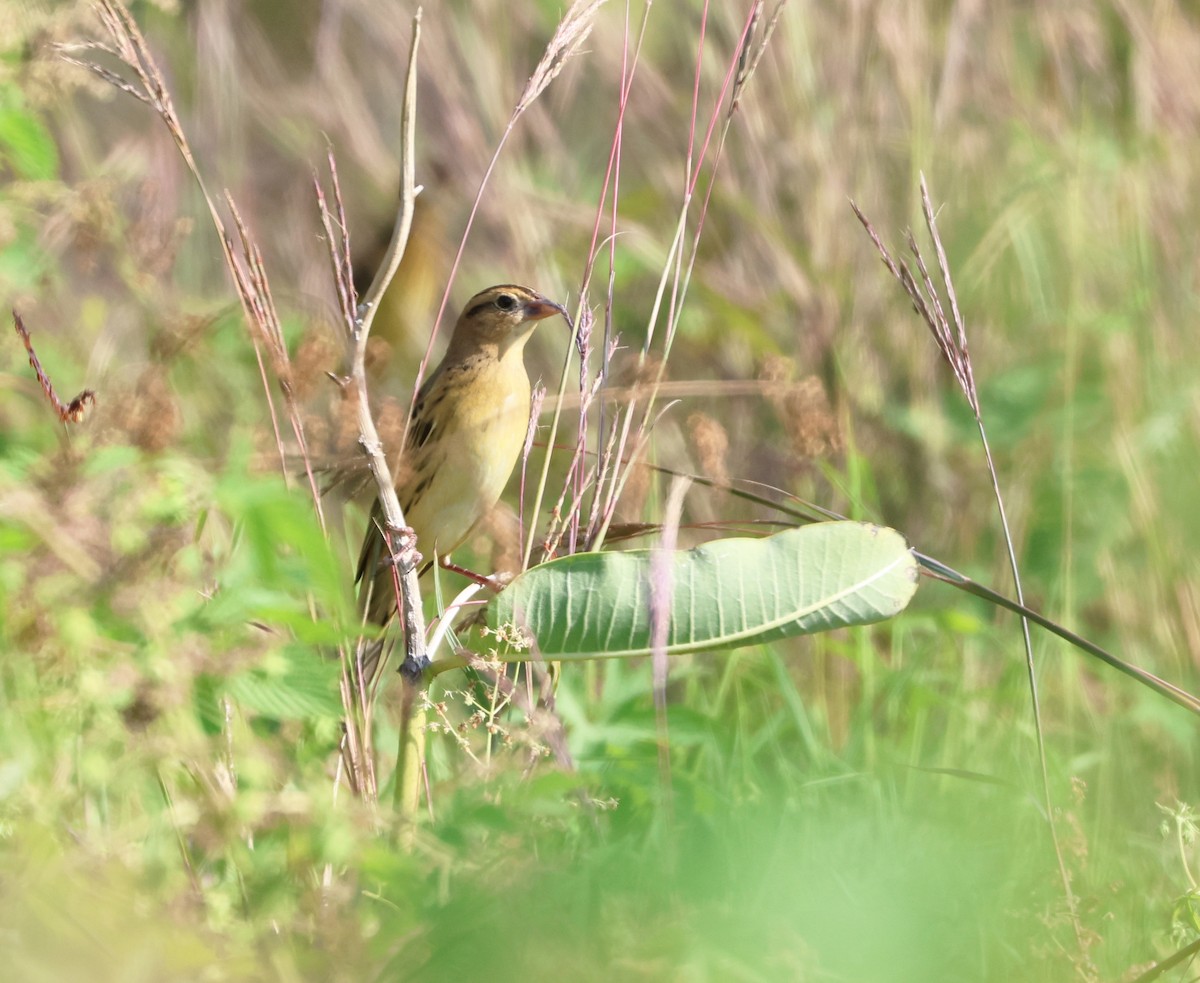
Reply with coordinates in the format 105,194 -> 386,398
356,283 -> 568,638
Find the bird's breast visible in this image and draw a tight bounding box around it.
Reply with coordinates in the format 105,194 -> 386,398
400,353 -> 533,556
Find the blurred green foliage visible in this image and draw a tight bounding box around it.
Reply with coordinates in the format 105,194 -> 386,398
1,1 -> 1198,981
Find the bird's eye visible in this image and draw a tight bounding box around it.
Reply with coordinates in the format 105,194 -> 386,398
495,294 -> 517,311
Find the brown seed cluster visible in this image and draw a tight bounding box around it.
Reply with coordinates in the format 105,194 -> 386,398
758,354 -> 841,460
119,367 -> 180,453
687,411 -> 729,486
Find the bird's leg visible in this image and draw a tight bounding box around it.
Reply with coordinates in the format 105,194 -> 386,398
382,524 -> 429,680
438,557 -> 513,592
384,524 -> 423,574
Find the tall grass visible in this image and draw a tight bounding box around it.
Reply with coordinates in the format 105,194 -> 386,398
2,1 -> 1198,979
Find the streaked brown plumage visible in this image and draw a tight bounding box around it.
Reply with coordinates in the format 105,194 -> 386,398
357,284 -> 566,628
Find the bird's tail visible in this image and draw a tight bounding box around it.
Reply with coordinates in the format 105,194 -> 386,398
357,501 -> 402,627
353,634 -> 393,687
353,501 -> 400,684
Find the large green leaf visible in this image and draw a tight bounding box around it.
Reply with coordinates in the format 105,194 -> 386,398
488,521 -> 918,661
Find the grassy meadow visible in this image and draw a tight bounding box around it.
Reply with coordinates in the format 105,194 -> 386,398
2,1 -> 1199,979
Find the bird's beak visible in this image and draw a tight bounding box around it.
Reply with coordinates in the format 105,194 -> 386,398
522,296 -> 568,322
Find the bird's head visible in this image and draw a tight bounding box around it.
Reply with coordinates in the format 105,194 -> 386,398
450,284 -> 567,357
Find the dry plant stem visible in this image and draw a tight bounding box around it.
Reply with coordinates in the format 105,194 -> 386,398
523,294 -> 588,567
308,11 -> 428,823
534,331 -> 609,559
912,188 -> 1065,921
466,658 -> 575,770
70,3 -> 376,789
222,195 -> 326,528
850,177 -> 1084,954
415,0 -> 605,470
336,672 -> 373,798
68,0 -> 327,525
583,352 -> 627,536
650,477 -> 690,814
583,202 -> 690,553
310,168 -> 381,800
12,310 -> 96,423
349,13 -> 425,683
542,443 -> 606,560
82,2 -> 365,791
518,384 -> 548,550
1129,936 -> 1200,983
568,309 -> 595,553
586,4 -> 763,553
353,11 -> 430,829
576,2 -> 652,549
313,167 -> 383,800
555,0 -> 759,561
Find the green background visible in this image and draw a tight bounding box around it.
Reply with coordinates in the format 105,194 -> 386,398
2,1 -> 1198,979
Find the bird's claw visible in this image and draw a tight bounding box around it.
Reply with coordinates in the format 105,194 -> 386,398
385,525 -> 422,571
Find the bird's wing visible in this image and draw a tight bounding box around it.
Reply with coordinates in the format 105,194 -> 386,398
353,361 -> 447,588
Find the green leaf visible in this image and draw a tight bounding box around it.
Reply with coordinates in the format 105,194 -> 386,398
488,521 -> 918,661
224,647 -> 343,721
0,89 -> 58,180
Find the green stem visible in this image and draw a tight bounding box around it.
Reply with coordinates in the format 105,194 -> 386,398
392,679 -> 426,847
